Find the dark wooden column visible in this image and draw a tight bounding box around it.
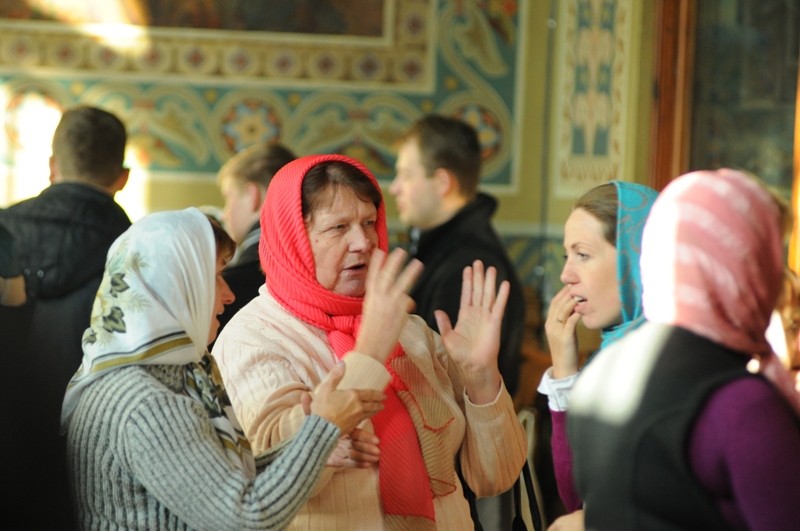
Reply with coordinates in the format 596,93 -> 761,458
649,0 -> 696,192
790,65 -> 800,272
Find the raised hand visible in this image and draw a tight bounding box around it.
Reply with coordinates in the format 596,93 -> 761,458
355,247 -> 423,364
434,260 -> 509,404
544,284 -> 581,379
310,363 -> 386,435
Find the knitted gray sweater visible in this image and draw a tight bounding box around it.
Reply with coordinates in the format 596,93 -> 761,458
66,364 -> 339,530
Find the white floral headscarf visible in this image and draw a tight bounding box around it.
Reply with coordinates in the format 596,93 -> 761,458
61,207 -> 254,475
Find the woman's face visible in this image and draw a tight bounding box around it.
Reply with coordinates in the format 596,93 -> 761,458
561,207 -> 621,330
306,185 -> 379,297
208,253 -> 235,345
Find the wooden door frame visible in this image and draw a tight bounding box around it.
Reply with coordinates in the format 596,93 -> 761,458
791,66 -> 800,272
649,0 -> 696,191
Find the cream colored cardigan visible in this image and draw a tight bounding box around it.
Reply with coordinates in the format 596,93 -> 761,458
212,287 -> 527,531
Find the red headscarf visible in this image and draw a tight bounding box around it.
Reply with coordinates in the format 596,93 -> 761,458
260,154 -> 436,523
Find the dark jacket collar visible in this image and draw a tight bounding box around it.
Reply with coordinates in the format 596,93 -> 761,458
410,192 -> 497,258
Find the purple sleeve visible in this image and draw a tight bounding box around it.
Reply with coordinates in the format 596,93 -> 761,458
689,377 -> 800,531
550,409 -> 583,511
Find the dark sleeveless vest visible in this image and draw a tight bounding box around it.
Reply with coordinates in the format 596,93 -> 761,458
569,326 -> 757,531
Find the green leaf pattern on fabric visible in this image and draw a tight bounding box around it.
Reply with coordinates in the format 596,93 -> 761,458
83,241 -> 150,346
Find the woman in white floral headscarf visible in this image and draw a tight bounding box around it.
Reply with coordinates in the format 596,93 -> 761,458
61,207 -> 386,530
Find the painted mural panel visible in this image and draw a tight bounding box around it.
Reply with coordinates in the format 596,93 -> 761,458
0,0 -> 563,292
691,0 -> 798,195
0,0 -> 524,198
551,0 -> 632,198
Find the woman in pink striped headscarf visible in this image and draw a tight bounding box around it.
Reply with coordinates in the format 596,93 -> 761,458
568,169 -> 800,531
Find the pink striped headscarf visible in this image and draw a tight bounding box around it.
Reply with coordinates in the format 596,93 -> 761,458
641,168 -> 800,413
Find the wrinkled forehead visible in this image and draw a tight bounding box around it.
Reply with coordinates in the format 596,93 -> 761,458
304,182 -> 378,219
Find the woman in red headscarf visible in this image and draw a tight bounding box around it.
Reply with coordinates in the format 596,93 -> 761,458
212,154 -> 526,531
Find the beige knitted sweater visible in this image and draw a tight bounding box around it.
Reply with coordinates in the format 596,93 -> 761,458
212,287 -> 527,531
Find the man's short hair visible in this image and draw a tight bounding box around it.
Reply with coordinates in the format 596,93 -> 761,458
51,105 -> 127,187
217,142 -> 297,190
397,114 -> 482,198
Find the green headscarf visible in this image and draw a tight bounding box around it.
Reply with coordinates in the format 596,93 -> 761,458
599,181 -> 658,349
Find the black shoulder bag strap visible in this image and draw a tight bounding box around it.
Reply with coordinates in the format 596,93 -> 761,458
456,458 -> 484,531
512,459 -> 544,531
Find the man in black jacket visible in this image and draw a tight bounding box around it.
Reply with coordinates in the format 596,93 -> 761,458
389,113 -> 526,531
0,105 -> 131,529
216,141 -> 297,332
389,114 -> 525,394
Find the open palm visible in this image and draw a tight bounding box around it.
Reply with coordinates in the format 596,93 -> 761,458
435,260 -> 510,370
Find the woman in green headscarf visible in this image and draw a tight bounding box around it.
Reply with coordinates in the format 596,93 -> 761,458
537,181 -> 658,527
